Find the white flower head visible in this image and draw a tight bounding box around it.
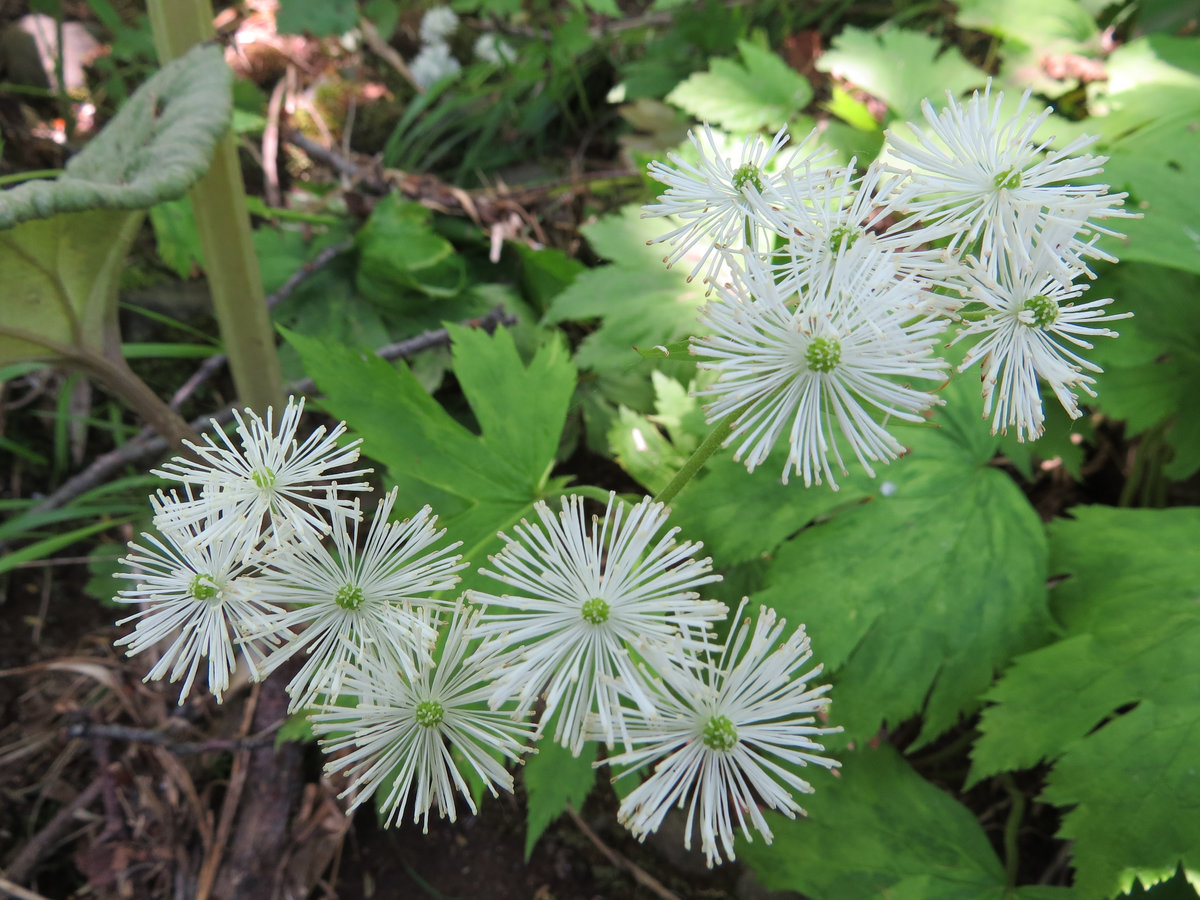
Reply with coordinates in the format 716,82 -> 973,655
954,243 -> 1130,441
256,488 -> 466,712
468,493 -> 725,755
884,81 -> 1131,271
474,33 -> 515,65
410,40 -> 462,90
114,495 -> 284,704
643,124 -> 829,287
311,602 -> 535,832
693,250 -> 949,489
152,396 -> 372,546
606,599 -> 840,868
755,161 -> 966,299
419,6 -> 459,43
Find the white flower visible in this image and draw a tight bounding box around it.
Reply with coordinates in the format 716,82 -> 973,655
410,41 -> 462,90
643,125 -> 828,287
884,82 -> 1130,273
114,494 -> 283,704
419,6 -> 459,43
152,396 -> 372,546
311,602 -> 535,832
754,162 -> 965,300
954,244 -> 1130,441
256,489 -> 466,712
467,493 -> 725,755
693,250 -> 948,489
605,600 -> 840,867
473,33 -> 515,65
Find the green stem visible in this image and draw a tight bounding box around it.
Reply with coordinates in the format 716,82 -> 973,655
1000,773 -> 1025,888
652,411 -> 738,506
0,325 -> 200,451
145,0 -> 285,414
0,169 -> 62,187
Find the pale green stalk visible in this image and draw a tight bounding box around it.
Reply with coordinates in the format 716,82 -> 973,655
652,411 -> 737,506
146,0 -> 285,413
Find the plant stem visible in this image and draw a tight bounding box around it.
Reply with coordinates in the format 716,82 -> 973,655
145,0 -> 285,414
1000,773 -> 1025,888
0,169 -> 63,187
652,411 -> 738,506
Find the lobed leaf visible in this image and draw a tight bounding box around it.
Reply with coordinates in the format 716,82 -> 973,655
666,39 -> 812,132
971,506 -> 1200,899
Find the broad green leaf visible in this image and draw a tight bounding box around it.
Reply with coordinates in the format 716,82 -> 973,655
954,0 -> 1097,50
450,322 -> 575,491
666,40 -> 812,132
513,244 -> 585,314
668,444 -> 873,568
545,204 -> 708,411
754,378 -> 1050,749
740,744 -> 1061,900
1088,264 -> 1200,479
0,208 -> 144,363
1122,868 -> 1200,899
355,196 -> 466,301
522,739 -> 598,860
284,326 -> 579,565
816,27 -> 982,122
1044,701 -> 1200,899
0,43 -> 230,369
971,506 -> 1200,900
1067,37 -> 1200,273
148,195 -> 203,278
276,0 -> 359,36
607,372 -> 701,494
0,44 -> 231,228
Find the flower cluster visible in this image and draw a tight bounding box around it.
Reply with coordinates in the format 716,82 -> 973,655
645,83 -> 1132,483
114,399 -> 838,862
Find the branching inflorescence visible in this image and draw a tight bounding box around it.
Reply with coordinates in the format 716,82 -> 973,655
112,81 -> 1132,870
645,83 -> 1132,485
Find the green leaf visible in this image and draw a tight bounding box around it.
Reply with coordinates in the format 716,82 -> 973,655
0,44 -> 232,228
0,208 -> 144,363
545,204 -> 708,385
754,385 -> 1050,749
971,506 -> 1200,900
741,744 -> 1043,900
276,0 -> 359,36
606,372 -> 702,493
815,27 -> 982,122
522,739 -> 597,860
148,195 -> 203,278
284,325 -> 579,564
1088,263 -> 1200,479
666,40 -> 812,132
355,196 -> 466,301
954,0 -> 1098,50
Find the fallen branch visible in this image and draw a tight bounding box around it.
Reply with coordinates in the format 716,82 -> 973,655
62,720 -> 281,755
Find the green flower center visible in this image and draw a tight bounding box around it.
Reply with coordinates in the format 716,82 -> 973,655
251,467 -> 276,490
1022,295 -> 1059,329
702,714 -> 738,752
732,163 -> 764,193
334,583 -> 364,610
581,597 -> 610,625
806,336 -> 842,373
415,700 -> 444,728
994,168 -> 1022,190
188,573 -> 220,602
829,225 -> 859,253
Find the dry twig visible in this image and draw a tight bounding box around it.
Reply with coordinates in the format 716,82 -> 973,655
566,805 -> 682,900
